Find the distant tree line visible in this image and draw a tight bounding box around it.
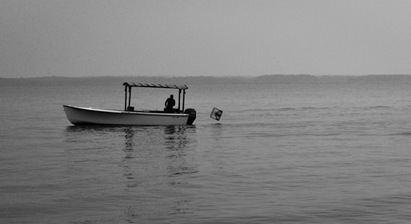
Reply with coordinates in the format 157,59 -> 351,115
2,74 -> 411,86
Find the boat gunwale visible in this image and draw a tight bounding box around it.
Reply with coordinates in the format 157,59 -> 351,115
63,105 -> 189,117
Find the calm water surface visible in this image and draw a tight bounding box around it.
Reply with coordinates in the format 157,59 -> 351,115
2,82 -> 411,223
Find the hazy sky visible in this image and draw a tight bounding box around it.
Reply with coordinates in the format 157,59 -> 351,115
1,0 -> 411,78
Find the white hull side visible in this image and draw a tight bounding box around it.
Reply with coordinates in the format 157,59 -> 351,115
63,105 -> 190,126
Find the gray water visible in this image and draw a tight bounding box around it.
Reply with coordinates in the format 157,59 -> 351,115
2,79 -> 411,223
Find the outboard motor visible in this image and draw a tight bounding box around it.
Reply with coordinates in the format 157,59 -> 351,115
184,108 -> 196,125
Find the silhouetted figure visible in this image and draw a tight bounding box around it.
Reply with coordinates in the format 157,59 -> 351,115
164,94 -> 175,112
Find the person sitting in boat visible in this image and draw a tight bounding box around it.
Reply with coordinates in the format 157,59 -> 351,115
164,94 -> 175,112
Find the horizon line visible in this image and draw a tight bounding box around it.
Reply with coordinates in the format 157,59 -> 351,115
3,74 -> 411,79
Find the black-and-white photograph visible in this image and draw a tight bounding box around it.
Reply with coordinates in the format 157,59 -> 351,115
1,1 -> 411,223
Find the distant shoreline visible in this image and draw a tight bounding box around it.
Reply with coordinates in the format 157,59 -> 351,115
2,74 -> 411,86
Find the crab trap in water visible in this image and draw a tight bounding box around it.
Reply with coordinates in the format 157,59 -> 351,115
210,107 -> 223,121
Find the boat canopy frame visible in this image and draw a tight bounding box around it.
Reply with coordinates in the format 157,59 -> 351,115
122,82 -> 188,112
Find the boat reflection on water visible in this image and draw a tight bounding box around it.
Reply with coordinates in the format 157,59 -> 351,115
123,127 -> 134,159
164,125 -> 189,152
121,125 -> 195,152
163,126 -> 198,178
122,125 -> 198,178
121,125 -> 199,218
64,125 -> 197,178
64,125 -> 198,219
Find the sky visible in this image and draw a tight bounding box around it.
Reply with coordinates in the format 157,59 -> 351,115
1,0 -> 411,78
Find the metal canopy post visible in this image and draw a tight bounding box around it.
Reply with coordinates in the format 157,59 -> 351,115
178,89 -> 181,111
182,89 -> 186,112
128,86 -> 132,110
124,85 -> 128,110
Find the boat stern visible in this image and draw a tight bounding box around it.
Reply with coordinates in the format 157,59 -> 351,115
184,108 -> 196,125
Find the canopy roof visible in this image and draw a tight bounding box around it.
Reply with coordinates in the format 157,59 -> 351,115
123,82 -> 188,90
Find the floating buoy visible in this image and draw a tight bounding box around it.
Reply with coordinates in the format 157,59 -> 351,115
210,107 -> 223,121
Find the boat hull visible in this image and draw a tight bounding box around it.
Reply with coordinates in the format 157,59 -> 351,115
63,105 -> 193,126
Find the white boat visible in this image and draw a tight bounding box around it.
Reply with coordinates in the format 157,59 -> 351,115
63,82 -> 196,126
